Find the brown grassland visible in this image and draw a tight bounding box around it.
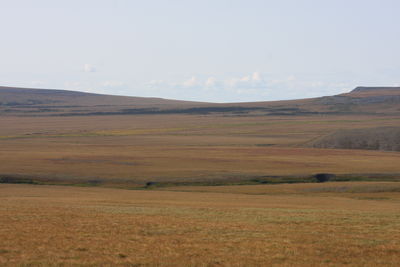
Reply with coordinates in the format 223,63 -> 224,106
1,89 -> 400,266
1,182 -> 400,266
1,114 -> 400,185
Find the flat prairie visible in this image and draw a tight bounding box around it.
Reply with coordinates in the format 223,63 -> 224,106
1,183 -> 400,266
1,99 -> 400,266
1,114 -> 400,185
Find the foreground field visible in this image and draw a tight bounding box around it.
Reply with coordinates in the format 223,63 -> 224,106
1,183 -> 400,266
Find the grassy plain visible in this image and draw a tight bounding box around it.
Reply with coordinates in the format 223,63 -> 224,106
1,91 -> 400,266
1,114 -> 400,185
1,183 -> 400,266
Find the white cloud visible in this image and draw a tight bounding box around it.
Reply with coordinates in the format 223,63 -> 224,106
252,72 -> 262,82
240,75 -> 251,82
143,72 -> 268,100
227,72 -> 267,89
83,64 -> 96,73
182,76 -> 198,87
286,75 -> 296,81
146,80 -> 165,88
205,77 -> 216,87
139,72 -> 357,102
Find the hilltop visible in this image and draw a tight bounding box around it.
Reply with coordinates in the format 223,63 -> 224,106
350,86 -> 400,93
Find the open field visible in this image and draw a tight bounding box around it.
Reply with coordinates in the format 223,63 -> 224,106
1,114 -> 400,185
1,182 -> 400,266
1,86 -> 400,186
1,87 -> 400,266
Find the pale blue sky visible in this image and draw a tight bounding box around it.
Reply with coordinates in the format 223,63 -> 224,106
1,0 -> 399,102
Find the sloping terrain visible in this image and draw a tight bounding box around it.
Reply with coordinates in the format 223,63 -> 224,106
309,126 -> 400,152
313,86 -> 400,114
303,87 -> 400,151
1,85 -> 400,116
350,86 -> 400,94
0,86 -> 204,116
216,86 -> 400,115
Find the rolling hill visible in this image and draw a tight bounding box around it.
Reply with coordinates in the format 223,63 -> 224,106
1,85 -> 400,116
0,86 -> 205,116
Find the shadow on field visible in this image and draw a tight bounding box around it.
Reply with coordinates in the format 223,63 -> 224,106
1,173 -> 400,190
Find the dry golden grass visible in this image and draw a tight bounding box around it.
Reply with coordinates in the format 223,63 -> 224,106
2,92 -> 400,266
161,181 -> 400,196
1,183 -> 400,266
1,114 -> 400,184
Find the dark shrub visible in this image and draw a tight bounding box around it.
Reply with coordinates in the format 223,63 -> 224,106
145,181 -> 157,187
87,179 -> 102,185
314,173 -> 335,183
0,176 -> 34,184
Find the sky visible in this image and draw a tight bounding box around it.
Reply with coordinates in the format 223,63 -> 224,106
0,0 -> 399,102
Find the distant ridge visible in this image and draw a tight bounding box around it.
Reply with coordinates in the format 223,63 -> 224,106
0,85 -> 204,108
351,86 -> 400,93
1,85 -> 400,116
